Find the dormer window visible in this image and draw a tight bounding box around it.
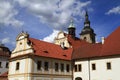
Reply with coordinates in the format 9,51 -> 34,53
43,51 -> 48,53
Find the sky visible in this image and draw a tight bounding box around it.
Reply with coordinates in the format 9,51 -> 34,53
0,0 -> 120,50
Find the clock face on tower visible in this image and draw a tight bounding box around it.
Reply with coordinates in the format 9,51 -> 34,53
85,24 -> 89,27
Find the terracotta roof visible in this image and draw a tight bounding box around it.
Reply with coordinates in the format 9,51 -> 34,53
72,43 -> 102,59
72,26 -> 120,59
29,38 -> 73,60
67,35 -> 89,49
101,26 -> 120,56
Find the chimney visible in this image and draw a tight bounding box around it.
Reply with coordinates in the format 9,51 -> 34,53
101,37 -> 105,44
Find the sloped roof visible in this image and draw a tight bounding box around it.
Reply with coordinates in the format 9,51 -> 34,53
72,43 -> 102,59
29,38 -> 73,60
101,26 -> 120,56
67,35 -> 89,49
73,26 -> 120,60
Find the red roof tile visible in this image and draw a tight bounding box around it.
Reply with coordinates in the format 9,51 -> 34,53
72,43 -> 102,59
72,26 -> 120,59
67,35 -> 89,49
101,26 -> 120,56
29,38 -> 73,60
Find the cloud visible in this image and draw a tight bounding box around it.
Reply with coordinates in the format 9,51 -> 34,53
43,30 -> 59,42
106,6 -> 120,15
0,0 -> 23,27
14,0 -> 91,30
1,37 -> 10,44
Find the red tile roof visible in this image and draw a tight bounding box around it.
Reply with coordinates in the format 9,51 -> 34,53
67,35 -> 89,49
29,38 -> 73,60
101,26 -> 120,56
72,26 -> 120,59
72,43 -> 102,59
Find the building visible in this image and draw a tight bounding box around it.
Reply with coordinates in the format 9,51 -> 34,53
0,44 -> 10,74
8,11 -> 120,80
72,26 -> 120,80
8,31 -> 73,80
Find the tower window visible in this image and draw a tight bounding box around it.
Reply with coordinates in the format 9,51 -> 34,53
37,61 -> 42,70
107,62 -> 111,70
92,63 -> 96,70
16,62 -> 20,70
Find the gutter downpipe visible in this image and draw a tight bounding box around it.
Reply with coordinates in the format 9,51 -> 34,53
88,58 -> 91,80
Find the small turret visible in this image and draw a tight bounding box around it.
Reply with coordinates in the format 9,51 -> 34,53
68,19 -> 76,38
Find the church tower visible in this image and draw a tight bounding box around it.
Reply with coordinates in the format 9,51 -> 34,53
68,19 -> 76,38
80,11 -> 96,43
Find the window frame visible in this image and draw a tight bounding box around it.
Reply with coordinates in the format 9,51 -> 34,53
37,61 -> 42,70
44,61 -> 49,71
16,62 -> 20,70
92,63 -> 96,70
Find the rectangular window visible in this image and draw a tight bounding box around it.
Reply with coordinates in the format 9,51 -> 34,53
6,62 -> 9,68
78,64 -> 82,72
92,63 -> 96,70
75,65 -> 77,72
0,62 -> 2,68
61,63 -> 64,72
55,63 -> 59,71
107,62 -> 111,70
44,62 -> 49,71
66,64 -> 70,72
37,61 -> 42,70
16,62 -> 20,70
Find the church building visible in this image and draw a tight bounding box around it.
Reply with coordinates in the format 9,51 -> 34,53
8,11 -> 120,80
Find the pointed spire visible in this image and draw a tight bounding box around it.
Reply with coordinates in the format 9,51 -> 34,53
85,10 -> 89,21
84,10 -> 90,27
68,18 -> 75,28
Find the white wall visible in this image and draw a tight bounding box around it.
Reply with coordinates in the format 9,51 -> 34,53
74,57 -> 120,80
0,57 -> 9,74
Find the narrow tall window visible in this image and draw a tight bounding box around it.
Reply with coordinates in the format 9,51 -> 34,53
6,62 -> 9,68
66,64 -> 70,72
61,63 -> 64,72
16,62 -> 20,70
55,63 -> 59,71
78,64 -> 82,72
75,65 -> 77,72
0,62 -> 2,68
37,61 -> 42,70
92,63 -> 96,70
107,62 -> 111,70
44,62 -> 49,71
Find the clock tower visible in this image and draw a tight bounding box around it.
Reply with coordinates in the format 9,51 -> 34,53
80,11 -> 96,43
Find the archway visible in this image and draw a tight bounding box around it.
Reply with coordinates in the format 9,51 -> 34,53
75,77 -> 82,80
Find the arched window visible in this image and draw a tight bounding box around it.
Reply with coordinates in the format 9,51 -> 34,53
75,77 -> 82,80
